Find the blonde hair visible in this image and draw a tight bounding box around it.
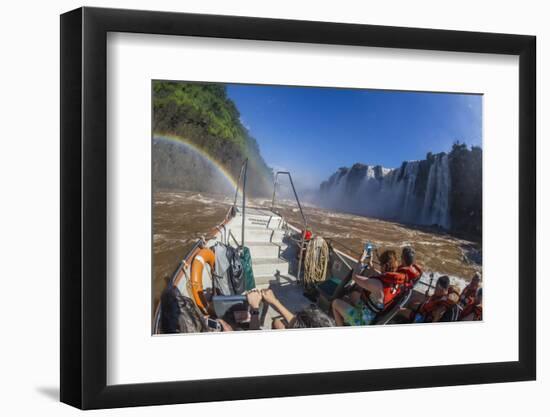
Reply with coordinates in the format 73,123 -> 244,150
379,250 -> 398,272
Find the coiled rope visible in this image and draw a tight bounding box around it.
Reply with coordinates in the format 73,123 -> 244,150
303,236 -> 329,286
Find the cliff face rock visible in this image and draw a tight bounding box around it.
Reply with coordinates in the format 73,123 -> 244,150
447,144 -> 482,237
152,136 -> 236,195
319,143 -> 482,238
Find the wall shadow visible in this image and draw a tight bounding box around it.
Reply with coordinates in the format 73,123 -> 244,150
35,386 -> 59,401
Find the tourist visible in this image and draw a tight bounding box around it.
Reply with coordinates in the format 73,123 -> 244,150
433,284 -> 461,322
459,272 -> 481,306
402,275 -> 455,323
261,288 -> 335,329
397,246 -> 423,288
332,249 -> 407,326
460,287 -> 483,321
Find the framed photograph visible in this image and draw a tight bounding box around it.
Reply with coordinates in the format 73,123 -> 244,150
60,6 -> 536,409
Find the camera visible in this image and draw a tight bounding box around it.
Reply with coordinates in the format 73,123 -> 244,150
364,242 -> 373,257
205,317 -> 222,331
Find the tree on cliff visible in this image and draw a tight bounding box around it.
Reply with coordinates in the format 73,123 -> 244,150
152,81 -> 273,195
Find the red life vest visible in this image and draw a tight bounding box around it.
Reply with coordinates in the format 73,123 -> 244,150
460,303 -> 482,321
375,271 -> 407,307
398,264 -> 423,288
417,294 -> 456,322
421,295 -> 449,314
460,283 -> 479,305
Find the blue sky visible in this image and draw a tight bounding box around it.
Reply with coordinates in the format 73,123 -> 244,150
227,84 -> 482,189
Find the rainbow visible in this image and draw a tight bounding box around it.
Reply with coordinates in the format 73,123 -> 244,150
153,134 -> 241,193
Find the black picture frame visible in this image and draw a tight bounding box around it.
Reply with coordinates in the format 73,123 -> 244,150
60,6 -> 536,410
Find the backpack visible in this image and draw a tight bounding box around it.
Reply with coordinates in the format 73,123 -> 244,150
160,285 -> 206,334
240,246 -> 256,291
225,246 -> 245,294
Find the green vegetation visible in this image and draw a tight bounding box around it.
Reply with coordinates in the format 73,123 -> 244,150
153,81 -> 272,195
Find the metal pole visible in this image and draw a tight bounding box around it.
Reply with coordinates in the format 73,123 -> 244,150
297,235 -> 305,284
270,175 -> 278,211
287,173 -> 307,229
270,171 -> 309,283
233,163 -> 245,208
271,171 -> 308,230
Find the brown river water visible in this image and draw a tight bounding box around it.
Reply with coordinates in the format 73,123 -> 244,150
153,190 -> 482,308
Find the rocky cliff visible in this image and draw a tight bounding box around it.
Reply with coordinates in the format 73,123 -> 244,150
319,143 -> 482,238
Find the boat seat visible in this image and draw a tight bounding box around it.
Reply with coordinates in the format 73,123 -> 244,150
372,287 -> 414,325
211,295 -> 247,319
317,274 -> 415,325
316,271 -> 354,313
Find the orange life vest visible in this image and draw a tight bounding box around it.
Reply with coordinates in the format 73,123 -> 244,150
421,295 -> 449,314
460,302 -> 483,321
375,271 -> 407,307
416,294 -> 455,322
398,264 -> 423,288
460,283 -> 479,305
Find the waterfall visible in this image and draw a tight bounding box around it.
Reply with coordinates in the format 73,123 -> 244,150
319,153 -> 452,229
422,154 -> 451,229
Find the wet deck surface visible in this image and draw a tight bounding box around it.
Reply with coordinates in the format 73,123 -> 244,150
258,279 -> 315,329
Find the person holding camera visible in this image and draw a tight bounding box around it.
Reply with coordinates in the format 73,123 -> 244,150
332,249 -> 406,326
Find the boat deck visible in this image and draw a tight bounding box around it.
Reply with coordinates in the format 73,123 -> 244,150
222,207 -> 312,329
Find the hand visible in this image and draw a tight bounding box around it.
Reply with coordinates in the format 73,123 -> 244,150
261,288 -> 278,305
246,289 -> 262,309
217,319 -> 234,332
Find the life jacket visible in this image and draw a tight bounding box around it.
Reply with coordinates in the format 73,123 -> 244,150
398,264 -> 423,288
460,302 -> 482,321
421,295 -> 449,314
418,283 -> 460,321
460,283 -> 479,305
376,271 -> 407,307
360,271 -> 407,314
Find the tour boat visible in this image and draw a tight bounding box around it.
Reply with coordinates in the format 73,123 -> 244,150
152,163 -> 439,334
